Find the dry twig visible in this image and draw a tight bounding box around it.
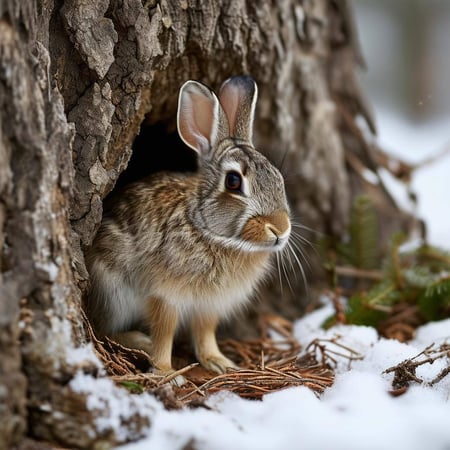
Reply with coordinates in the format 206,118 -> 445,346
298,337 -> 364,370
384,343 -> 450,389
328,289 -> 346,325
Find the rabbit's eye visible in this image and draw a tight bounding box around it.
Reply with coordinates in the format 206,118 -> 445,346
225,171 -> 242,192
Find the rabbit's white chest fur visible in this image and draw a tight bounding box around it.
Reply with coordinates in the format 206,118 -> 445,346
120,247 -> 270,332
148,251 -> 271,319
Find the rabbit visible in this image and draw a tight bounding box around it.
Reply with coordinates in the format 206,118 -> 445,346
86,75 -> 291,383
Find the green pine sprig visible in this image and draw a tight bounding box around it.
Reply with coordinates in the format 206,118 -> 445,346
323,196 -> 450,331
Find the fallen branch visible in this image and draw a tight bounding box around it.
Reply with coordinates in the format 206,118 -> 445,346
334,265 -> 384,281
384,343 -> 450,389
299,337 -> 364,370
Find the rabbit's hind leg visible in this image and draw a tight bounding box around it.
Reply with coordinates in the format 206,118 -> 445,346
110,330 -> 154,356
110,328 -> 186,386
145,296 -> 186,385
110,293 -> 185,386
190,314 -> 238,374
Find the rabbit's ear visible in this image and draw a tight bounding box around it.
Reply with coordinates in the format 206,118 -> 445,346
219,76 -> 257,142
177,80 -> 221,156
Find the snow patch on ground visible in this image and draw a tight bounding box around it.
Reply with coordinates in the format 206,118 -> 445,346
117,300 -> 450,450
374,107 -> 450,248
65,342 -> 103,370
70,371 -> 161,442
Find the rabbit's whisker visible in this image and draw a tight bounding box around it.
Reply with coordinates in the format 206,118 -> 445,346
290,221 -> 321,233
278,147 -> 290,171
280,248 -> 294,294
288,240 -> 309,293
288,234 -> 311,270
290,227 -> 315,246
290,228 -> 320,259
276,251 -> 283,295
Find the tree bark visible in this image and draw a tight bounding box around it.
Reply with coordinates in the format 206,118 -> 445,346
0,0 -> 408,447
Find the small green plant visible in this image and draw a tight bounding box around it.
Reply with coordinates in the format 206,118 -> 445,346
337,195 -> 378,270
324,195 -> 450,333
119,380 -> 145,394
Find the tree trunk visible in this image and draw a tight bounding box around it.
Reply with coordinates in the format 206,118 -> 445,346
0,0 -> 408,447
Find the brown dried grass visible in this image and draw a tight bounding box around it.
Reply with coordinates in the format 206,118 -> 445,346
85,313 -> 336,407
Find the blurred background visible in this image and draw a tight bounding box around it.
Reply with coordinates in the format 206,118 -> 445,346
354,0 -> 450,247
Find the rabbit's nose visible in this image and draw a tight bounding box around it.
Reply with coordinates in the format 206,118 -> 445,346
266,210 -> 291,240
264,211 -> 291,249
266,225 -> 281,246
240,210 -> 290,247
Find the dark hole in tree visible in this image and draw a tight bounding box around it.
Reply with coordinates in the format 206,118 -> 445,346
111,122 -> 197,196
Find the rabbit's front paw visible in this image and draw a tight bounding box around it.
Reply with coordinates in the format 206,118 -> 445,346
199,353 -> 238,374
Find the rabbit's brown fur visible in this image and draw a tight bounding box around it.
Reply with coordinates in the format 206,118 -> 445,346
86,76 -> 291,382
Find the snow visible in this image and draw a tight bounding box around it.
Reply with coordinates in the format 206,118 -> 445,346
113,295 -> 450,450
70,371 -> 161,442
65,342 -> 103,369
373,106 -> 450,248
